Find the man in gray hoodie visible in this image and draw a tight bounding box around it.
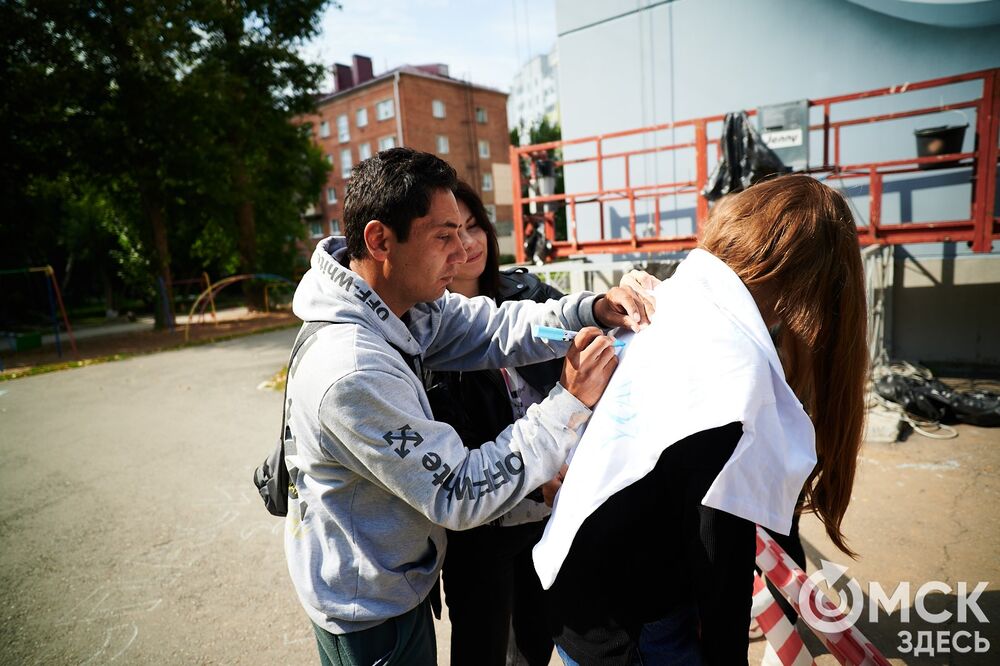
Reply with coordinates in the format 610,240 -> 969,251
285,148 -> 650,665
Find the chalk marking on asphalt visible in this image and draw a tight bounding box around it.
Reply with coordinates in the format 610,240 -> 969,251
69,508 -> 233,658
284,631 -> 313,645
57,585 -> 163,626
194,487 -> 255,505
896,459 -> 960,471
240,521 -> 283,541
68,507 -> 231,659
128,511 -> 240,569
79,623 -> 139,665
176,510 -> 241,535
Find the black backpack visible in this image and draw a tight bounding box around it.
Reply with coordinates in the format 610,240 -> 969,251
253,321 -> 332,517
253,321 -> 423,517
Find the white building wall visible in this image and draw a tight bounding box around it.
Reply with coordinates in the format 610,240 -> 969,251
554,0 -> 1000,366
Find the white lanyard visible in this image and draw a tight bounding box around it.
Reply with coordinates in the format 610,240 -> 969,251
498,367 -> 526,419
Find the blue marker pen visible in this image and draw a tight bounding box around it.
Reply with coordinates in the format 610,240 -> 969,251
532,325 -> 626,348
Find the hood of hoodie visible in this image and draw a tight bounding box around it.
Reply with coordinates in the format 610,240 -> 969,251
292,237 -> 438,356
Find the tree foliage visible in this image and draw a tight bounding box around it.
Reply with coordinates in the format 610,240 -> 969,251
0,0 -> 331,326
509,116 -> 561,147
509,118 -> 567,241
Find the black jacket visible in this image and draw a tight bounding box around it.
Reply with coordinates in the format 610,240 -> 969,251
546,423 -> 755,666
424,269 -> 564,449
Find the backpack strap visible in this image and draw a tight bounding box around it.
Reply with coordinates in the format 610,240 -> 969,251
291,321 -> 333,364
255,321 -> 333,517
278,321 -> 333,443
388,341 -> 423,380
280,323 -> 420,443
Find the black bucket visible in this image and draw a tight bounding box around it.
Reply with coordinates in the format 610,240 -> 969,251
914,124 -> 968,170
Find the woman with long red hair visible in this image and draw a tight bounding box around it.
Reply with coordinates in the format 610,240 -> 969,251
535,174 -> 868,665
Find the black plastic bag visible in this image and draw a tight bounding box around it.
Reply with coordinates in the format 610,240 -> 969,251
875,373 -> 1000,427
947,387 -> 1000,427
702,111 -> 790,202
874,374 -> 947,422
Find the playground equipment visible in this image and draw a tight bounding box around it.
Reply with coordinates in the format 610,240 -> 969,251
183,273 -> 295,341
159,272 -> 218,333
0,265 -> 78,358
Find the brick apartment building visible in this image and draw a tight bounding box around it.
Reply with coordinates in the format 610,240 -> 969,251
299,55 -> 515,259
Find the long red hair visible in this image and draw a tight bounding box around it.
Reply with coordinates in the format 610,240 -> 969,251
701,174 -> 867,556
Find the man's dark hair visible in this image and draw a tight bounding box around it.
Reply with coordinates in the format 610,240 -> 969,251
344,147 -> 458,260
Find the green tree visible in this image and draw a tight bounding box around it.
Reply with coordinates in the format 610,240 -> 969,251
1,1 -> 210,325
1,0 -> 332,326
509,118 -> 567,241
193,0 -> 331,309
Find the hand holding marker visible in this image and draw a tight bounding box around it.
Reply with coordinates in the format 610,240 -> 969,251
532,325 -> 626,349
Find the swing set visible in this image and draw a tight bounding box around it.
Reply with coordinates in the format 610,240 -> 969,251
0,265 -> 78,359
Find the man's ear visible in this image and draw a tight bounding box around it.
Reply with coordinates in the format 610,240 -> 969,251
363,220 -> 393,261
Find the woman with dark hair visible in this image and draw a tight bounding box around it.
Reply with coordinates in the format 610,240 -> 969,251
425,180 -> 563,666
536,174 -> 869,665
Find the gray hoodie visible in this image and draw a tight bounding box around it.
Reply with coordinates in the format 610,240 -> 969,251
284,237 -> 600,634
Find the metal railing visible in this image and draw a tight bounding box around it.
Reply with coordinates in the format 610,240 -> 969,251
510,67 -> 1000,262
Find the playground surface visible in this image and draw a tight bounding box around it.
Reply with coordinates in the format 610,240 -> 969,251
0,328 -> 997,664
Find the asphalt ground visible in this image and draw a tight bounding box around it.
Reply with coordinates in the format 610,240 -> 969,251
0,328 -> 997,664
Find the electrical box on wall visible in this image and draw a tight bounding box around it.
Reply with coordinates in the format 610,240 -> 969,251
757,100 -> 809,172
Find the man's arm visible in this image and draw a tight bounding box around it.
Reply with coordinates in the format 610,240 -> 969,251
320,330 -> 616,530
320,367 -> 588,531
423,287 -> 650,372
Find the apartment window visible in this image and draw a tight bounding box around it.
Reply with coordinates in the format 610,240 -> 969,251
378,135 -> 396,151
478,139 -> 490,158
356,107 -> 368,128
484,204 -> 496,223
309,221 -> 324,238
319,120 -> 330,138
330,219 -> 341,235
359,142 -> 372,160
340,148 -> 352,175
432,99 -> 446,118
436,135 -> 449,155
482,172 -> 493,191
337,114 -> 350,142
326,187 -> 337,204
376,99 -> 395,121
475,107 -> 487,124
325,153 -> 334,165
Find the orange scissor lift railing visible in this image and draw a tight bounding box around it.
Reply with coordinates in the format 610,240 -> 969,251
510,68 -> 1000,263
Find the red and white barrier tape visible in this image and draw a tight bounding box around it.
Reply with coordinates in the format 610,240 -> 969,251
754,526 -> 891,666
752,572 -> 817,666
